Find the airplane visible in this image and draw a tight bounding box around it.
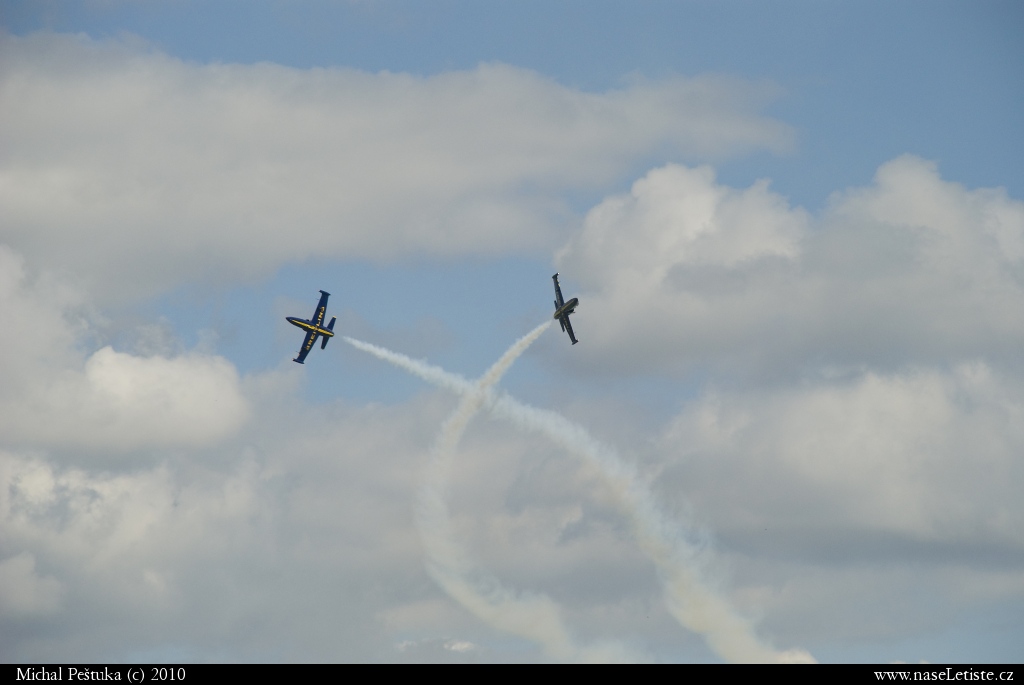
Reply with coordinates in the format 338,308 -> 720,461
552,273 -> 579,345
286,290 -> 336,364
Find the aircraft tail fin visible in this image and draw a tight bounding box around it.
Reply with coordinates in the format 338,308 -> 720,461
322,317 -> 336,349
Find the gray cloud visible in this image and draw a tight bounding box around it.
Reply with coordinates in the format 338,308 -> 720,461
0,551 -> 63,618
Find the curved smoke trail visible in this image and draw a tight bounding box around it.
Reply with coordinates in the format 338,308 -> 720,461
414,321 -> 644,662
416,323 -> 571,657
343,334 -> 814,663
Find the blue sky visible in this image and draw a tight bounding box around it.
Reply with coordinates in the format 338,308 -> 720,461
2,0 -> 1023,663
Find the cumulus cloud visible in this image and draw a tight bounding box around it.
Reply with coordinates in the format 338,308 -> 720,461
0,243 -> 709,662
558,158 -> 1024,536
3,22 -> 1021,655
0,31 -> 791,304
0,396 -> 431,661
25,346 -> 247,450
0,245 -> 667,660
555,156 -> 1024,551
549,156 -> 1024,656
0,386 -> 716,662
0,245 -> 248,455
660,363 -> 1024,550
0,551 -> 63,617
557,155 -> 1024,376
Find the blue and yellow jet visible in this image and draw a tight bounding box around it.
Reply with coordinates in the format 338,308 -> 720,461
287,290 -> 336,364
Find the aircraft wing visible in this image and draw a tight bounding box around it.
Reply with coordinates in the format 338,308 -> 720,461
294,329 -> 318,364
561,314 -> 578,345
311,290 -> 330,327
552,274 -> 565,308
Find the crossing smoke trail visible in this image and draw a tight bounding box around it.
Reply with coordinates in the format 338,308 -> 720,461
343,334 -> 815,663
414,321 -> 642,663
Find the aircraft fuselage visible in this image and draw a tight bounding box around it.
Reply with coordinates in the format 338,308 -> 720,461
286,316 -> 335,339
553,297 -> 578,320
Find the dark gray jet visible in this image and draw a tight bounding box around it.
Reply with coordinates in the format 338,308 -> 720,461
552,273 -> 579,345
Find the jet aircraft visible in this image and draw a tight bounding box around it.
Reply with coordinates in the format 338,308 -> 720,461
286,290 -> 336,363
552,273 -> 579,345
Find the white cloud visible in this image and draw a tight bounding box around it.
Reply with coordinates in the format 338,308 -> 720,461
0,551 -> 63,617
556,154 -> 1024,554
558,163 -> 806,289
0,391 -> 693,662
549,157 -> 1024,657
0,31 -> 791,304
3,25 -> 1022,656
0,345 -> 250,453
0,245 -> 248,454
660,363 -> 1024,547
557,158 -> 1024,548
2,247 -> 1020,661
557,155 -> 1024,376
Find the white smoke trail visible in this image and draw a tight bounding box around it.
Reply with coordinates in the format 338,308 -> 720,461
418,323 -> 569,655
412,322 -> 644,663
343,334 -> 815,663
482,398 -> 814,663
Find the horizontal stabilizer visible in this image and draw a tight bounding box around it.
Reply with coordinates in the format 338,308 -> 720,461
321,335 -> 330,350
327,317 -> 336,331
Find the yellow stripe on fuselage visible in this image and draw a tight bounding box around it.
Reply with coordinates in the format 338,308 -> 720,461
294,320 -> 335,336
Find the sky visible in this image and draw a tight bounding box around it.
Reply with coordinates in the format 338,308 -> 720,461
1,0 -> 1023,664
